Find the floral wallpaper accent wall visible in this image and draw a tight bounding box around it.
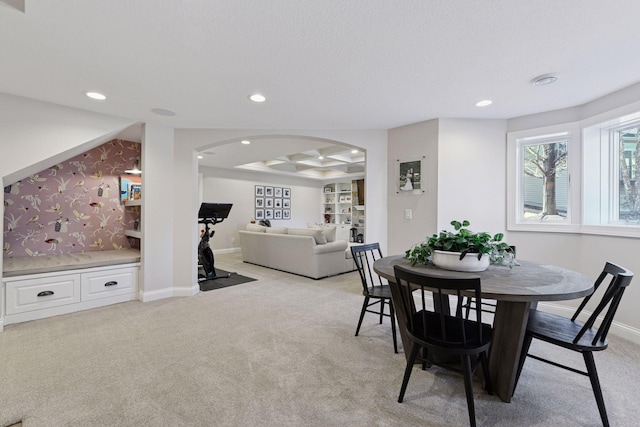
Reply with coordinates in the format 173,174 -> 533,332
3,140 -> 141,258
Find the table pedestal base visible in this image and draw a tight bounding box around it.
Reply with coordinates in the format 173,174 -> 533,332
489,300 -> 531,402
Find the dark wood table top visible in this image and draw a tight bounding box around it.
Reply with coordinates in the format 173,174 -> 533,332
373,255 -> 594,302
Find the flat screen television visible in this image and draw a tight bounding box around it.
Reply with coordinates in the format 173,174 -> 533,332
198,203 -> 233,221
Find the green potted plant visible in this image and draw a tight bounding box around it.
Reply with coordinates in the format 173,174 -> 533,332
405,220 -> 514,271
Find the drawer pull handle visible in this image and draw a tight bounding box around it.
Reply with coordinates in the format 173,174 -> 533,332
37,291 -> 54,297
104,281 -> 118,287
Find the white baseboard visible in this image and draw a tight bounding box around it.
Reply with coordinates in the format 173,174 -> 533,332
537,302 -> 640,345
173,283 -> 200,297
139,287 -> 174,302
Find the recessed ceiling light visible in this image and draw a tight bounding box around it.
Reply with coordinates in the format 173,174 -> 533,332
318,156 -> 324,160
351,149 -> 358,154
249,93 -> 266,103
241,140 -> 251,145
197,155 -> 203,159
531,73 -> 558,86
85,91 -> 106,100
151,108 -> 176,116
475,100 -> 493,107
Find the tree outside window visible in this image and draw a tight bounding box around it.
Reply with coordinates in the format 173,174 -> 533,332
522,139 -> 568,220
617,126 -> 640,221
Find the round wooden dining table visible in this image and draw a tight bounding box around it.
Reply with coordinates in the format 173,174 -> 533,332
373,255 -> 594,403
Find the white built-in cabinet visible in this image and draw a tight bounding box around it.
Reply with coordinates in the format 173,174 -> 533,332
321,180 -> 365,242
1,264 -> 139,329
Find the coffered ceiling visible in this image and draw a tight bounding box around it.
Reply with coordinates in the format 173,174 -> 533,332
197,137 -> 365,180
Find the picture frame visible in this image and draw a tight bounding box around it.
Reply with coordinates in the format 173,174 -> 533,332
283,199 -> 290,208
265,198 -> 274,208
255,209 -> 264,220
324,187 -> 332,193
274,198 -> 282,208
339,195 -> 346,202
345,195 -> 351,203
397,157 -> 425,194
283,188 -> 291,198
274,187 -> 282,197
283,209 -> 291,220
274,210 -> 282,219
255,185 -> 264,196
265,209 -> 273,219
255,198 -> 264,208
265,186 -> 274,197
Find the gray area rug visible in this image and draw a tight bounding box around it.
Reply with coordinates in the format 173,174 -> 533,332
199,269 -> 256,292
0,252 -> 638,426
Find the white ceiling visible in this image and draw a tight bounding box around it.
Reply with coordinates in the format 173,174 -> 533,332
2,1 -> 640,177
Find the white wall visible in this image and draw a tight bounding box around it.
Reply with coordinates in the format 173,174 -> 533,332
199,166 -> 324,251
140,124 -> 177,300
387,119 -> 439,255
386,118 -> 508,255
437,119 -> 508,233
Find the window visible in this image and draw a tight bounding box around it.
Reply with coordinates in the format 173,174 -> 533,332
507,125 -> 580,232
583,115 -> 640,233
614,126 -> 639,222
509,108 -> 640,238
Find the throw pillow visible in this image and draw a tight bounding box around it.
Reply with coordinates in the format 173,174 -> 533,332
246,223 -> 267,232
307,223 -> 337,242
288,228 -> 328,244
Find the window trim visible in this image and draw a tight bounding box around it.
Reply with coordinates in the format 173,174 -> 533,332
507,123 -> 581,233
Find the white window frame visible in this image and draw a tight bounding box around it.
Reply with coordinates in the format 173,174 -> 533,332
507,123 -> 581,233
581,112 -> 640,238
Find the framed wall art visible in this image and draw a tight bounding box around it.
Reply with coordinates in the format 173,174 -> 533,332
397,156 -> 425,195
254,184 -> 291,220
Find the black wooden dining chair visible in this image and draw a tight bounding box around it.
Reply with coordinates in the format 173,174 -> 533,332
351,243 -> 398,353
514,262 -> 633,427
392,265 -> 493,427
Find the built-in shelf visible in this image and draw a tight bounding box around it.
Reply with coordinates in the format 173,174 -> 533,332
322,180 -> 365,242
124,229 -> 142,239
124,199 -> 141,207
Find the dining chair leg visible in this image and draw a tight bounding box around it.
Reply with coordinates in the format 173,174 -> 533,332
583,351 -> 610,427
461,354 -> 477,427
398,343 -> 420,403
389,300 -> 398,353
379,299 -> 384,324
479,351 -> 492,395
355,296 -> 369,337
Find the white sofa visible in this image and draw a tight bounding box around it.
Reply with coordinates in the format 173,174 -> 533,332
238,224 -> 356,279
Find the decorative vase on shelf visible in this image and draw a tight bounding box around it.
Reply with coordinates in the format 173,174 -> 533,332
431,250 -> 490,272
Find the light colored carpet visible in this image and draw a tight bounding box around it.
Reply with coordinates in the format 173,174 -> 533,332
0,253 -> 638,426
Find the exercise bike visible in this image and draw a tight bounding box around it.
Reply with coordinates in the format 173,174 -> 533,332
197,203 -> 233,282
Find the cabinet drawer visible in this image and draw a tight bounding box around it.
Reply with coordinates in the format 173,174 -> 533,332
81,267 -> 138,301
5,274 -> 81,315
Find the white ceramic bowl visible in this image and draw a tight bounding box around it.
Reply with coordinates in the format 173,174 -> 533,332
431,250 -> 490,272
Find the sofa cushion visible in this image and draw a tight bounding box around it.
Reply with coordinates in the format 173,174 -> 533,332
307,223 -> 337,242
288,227 -> 328,244
246,223 -> 267,232
266,227 -> 288,234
